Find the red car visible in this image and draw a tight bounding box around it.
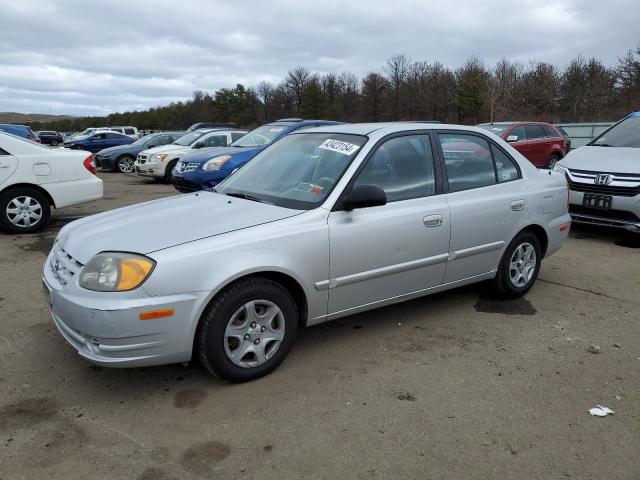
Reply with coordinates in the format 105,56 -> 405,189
477,121 -> 567,168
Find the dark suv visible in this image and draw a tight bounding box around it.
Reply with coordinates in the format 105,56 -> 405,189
478,121 -> 567,168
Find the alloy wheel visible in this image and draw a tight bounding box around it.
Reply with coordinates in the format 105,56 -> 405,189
119,156 -> 135,173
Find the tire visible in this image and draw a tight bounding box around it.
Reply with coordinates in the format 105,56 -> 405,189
490,230 -> 542,298
547,154 -> 561,169
116,155 -> 135,173
164,159 -> 178,183
51,140 -> 58,146
0,188 -> 51,234
197,277 -> 298,382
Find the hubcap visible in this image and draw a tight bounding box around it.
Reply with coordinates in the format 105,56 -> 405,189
509,242 -> 537,288
6,196 -> 42,228
119,157 -> 134,173
224,300 -> 285,368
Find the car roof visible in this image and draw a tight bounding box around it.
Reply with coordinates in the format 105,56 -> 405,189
298,122 -> 503,136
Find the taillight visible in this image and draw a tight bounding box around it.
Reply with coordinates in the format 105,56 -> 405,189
83,155 -> 96,175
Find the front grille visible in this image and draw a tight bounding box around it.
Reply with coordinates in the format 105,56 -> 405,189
568,179 -> 640,197
137,154 -> 148,164
569,205 -> 640,222
175,161 -> 198,173
567,168 -> 640,197
49,243 -> 83,286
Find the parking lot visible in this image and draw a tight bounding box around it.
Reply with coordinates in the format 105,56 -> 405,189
1,172 -> 639,479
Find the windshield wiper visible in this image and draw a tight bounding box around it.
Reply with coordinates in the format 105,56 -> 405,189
224,192 -> 272,204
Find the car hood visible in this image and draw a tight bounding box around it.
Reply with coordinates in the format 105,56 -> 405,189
56,192 -> 301,264
181,146 -> 261,164
141,144 -> 188,155
559,146 -> 640,174
97,144 -> 139,156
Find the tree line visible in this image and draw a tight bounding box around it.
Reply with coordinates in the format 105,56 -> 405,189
34,44 -> 640,132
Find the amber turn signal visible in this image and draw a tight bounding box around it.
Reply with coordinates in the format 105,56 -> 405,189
139,309 -> 175,320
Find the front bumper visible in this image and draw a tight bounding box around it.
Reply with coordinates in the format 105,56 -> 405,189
568,190 -> 640,232
134,159 -> 163,178
43,261 -> 208,368
94,155 -> 116,171
171,175 -> 201,192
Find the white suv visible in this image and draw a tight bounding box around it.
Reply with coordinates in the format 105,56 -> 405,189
134,129 -> 246,182
0,132 -> 102,233
109,126 -> 139,140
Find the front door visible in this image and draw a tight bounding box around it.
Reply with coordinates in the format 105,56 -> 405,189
327,133 -> 451,317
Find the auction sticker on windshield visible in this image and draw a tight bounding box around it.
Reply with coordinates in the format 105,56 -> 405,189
318,139 -> 360,155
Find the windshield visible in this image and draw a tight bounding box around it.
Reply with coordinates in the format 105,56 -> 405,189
477,124 -> 513,136
217,133 -> 368,210
590,116 -> 640,148
230,124 -> 288,148
173,131 -> 206,146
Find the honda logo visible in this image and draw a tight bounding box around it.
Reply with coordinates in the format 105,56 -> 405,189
594,174 -> 612,185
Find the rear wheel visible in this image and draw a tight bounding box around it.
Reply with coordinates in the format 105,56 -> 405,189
51,140 -> 58,146
0,188 -> 51,234
490,230 -> 542,298
116,155 -> 135,173
197,277 -> 298,382
547,154 -> 561,169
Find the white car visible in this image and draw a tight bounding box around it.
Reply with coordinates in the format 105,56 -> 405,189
108,126 -> 139,140
0,132 -> 103,233
134,128 -> 247,182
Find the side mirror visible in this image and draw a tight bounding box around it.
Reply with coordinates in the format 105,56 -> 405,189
506,135 -> 518,142
194,142 -> 205,149
342,184 -> 387,211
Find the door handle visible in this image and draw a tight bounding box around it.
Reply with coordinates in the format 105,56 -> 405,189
510,200 -> 525,211
423,214 -> 443,227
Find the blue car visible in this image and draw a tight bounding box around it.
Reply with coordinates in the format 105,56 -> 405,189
94,131 -> 183,173
172,119 -> 342,192
0,124 -> 39,142
64,131 -> 133,153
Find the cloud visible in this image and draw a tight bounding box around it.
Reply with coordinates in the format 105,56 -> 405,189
1,0 -> 638,115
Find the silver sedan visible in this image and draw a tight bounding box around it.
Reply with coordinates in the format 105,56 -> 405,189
43,123 -> 571,382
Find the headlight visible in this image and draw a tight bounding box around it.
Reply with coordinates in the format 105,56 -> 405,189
203,155 -> 232,171
151,154 -> 168,162
552,163 -> 567,173
79,252 -> 155,292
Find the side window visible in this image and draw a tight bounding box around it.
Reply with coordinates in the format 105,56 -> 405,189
231,132 -> 246,142
92,134 -> 105,140
124,128 -> 135,135
439,133 -> 496,193
491,145 -> 520,183
543,125 -> 559,138
107,133 -> 122,139
524,125 -> 545,140
0,147 -> 10,155
204,134 -> 228,147
509,126 -> 526,141
353,135 -> 436,202
154,135 -> 171,146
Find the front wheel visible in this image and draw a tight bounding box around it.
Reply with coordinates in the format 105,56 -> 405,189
490,231 -> 542,298
197,277 -> 298,382
547,154 -> 561,169
116,155 -> 135,173
164,159 -> 178,183
0,188 -> 51,234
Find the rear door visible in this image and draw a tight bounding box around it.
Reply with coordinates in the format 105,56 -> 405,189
0,147 -> 18,186
437,131 -> 527,283
523,124 -> 547,166
327,133 -> 450,316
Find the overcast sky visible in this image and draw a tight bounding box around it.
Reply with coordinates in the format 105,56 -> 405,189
1,0 -> 638,116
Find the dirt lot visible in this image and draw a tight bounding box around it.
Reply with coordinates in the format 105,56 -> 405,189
1,173 -> 639,480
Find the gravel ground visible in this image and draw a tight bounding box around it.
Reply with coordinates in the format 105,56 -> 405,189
1,172 -> 639,480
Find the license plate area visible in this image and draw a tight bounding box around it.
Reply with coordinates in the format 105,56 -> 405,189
582,193 -> 612,210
